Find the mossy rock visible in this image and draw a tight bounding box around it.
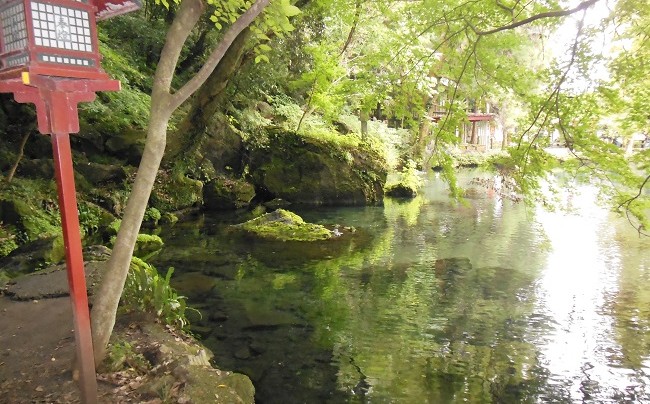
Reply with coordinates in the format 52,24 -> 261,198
0,237 -> 59,277
246,129 -> 387,206
74,161 -> 127,184
106,318 -> 255,404
0,179 -> 60,243
203,176 -> 255,211
200,112 -> 245,175
16,158 -> 54,179
231,209 -> 332,242
133,234 -> 164,260
171,272 -> 217,299
0,197 -> 60,242
104,128 -> 146,164
90,186 -> 131,217
385,182 -> 418,198
151,171 -> 203,212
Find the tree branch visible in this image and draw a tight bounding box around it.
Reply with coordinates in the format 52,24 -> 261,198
475,0 -> 600,36
153,0 -> 204,100
340,0 -> 362,56
170,0 -> 272,111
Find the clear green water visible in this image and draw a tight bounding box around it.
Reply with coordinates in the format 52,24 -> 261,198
152,171 -> 650,403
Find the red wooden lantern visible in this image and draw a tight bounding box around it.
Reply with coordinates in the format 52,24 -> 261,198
0,0 -> 104,80
0,0 -> 141,80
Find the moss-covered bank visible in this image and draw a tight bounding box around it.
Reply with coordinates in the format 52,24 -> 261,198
246,129 -> 388,205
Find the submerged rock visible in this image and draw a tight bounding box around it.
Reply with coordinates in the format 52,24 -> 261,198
230,209 -> 332,242
172,272 -> 217,298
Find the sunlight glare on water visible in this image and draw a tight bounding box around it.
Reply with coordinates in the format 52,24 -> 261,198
533,184 -> 648,401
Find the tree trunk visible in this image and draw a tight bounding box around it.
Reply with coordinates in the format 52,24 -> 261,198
6,130 -> 31,183
412,101 -> 437,160
90,0 -> 272,365
165,28 -> 251,163
470,121 -> 477,144
359,110 -> 368,139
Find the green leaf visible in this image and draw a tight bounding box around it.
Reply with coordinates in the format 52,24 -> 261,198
282,4 -> 301,17
256,33 -> 271,41
255,54 -> 270,63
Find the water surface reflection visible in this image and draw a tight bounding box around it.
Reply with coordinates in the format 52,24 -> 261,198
153,172 -> 650,403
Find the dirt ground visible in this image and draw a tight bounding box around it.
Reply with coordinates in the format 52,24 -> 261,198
0,295 -> 120,403
0,266 -> 255,404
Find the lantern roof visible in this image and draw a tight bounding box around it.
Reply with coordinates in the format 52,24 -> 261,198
94,0 -> 142,21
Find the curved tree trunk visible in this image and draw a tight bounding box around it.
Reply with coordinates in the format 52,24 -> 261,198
90,0 -> 272,365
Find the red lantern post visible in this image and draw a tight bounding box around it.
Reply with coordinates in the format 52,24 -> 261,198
0,0 -> 140,401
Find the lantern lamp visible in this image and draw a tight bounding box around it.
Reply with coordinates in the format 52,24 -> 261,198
0,0 -> 141,81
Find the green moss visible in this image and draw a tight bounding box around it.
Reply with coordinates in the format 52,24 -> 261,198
161,212 -> 179,225
247,129 -> 388,205
134,233 -> 164,260
0,224 -> 18,258
151,171 -> 203,212
236,209 -> 332,242
144,207 -> 162,225
45,235 -> 65,265
0,179 -> 60,243
107,219 -> 122,235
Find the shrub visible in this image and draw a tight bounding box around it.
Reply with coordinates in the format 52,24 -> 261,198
121,257 -> 194,331
105,340 -> 150,373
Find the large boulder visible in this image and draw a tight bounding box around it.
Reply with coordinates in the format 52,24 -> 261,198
16,158 -> 54,179
203,176 -> 255,211
150,171 -> 203,212
0,198 -> 60,243
194,112 -> 245,176
246,129 -> 387,205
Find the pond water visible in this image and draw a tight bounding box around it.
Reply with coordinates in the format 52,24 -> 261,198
152,171 -> 650,403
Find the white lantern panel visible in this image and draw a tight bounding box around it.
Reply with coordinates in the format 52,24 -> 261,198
0,2 -> 28,52
5,53 -> 28,66
31,2 -> 92,53
39,52 -> 92,66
